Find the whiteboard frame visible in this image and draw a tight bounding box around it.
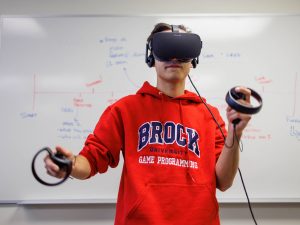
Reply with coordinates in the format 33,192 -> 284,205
1,13 -> 300,204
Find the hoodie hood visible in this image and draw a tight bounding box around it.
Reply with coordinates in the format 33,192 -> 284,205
137,81 -> 205,104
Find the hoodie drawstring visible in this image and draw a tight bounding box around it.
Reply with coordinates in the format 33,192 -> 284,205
159,91 -> 166,136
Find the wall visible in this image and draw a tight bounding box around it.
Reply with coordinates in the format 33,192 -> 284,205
1,0 -> 300,224
1,0 -> 300,15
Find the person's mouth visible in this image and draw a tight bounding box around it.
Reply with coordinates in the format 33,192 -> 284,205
165,63 -> 182,69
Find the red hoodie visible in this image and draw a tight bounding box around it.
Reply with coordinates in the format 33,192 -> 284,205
80,81 -> 227,225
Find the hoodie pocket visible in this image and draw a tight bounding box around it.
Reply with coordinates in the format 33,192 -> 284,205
126,183 -> 219,225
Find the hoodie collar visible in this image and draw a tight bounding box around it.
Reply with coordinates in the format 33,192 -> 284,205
137,81 -> 205,104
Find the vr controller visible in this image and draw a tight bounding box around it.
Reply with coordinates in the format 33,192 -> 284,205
146,25 -> 202,68
225,87 -> 263,124
31,147 -> 72,186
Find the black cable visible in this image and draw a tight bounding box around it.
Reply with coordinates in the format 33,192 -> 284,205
234,124 -> 244,152
187,75 -> 235,149
188,74 -> 258,225
238,168 -> 258,225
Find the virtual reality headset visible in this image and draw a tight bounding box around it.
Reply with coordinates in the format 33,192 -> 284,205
146,28 -> 202,68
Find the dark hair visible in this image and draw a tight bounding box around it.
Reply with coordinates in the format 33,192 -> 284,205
147,22 -> 189,43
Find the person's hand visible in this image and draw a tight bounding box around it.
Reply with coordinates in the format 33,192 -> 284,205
226,86 -> 252,135
44,146 -> 75,179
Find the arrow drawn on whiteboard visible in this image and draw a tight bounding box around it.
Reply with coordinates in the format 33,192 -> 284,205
123,67 -> 139,88
85,79 -> 102,87
255,76 -> 272,84
85,75 -> 103,87
255,75 -> 272,93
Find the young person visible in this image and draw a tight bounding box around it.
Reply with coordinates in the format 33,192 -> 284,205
45,23 -> 251,225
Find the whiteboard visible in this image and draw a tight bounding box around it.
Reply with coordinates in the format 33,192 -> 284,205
0,15 -> 299,204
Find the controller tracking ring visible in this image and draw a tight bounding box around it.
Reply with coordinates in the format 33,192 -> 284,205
31,147 -> 72,186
